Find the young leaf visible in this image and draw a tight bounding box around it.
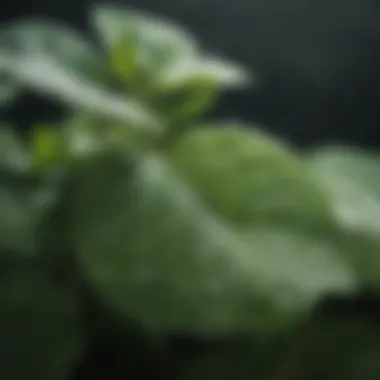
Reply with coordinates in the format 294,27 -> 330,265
156,56 -> 252,92
30,124 -> 65,168
94,6 -> 251,93
69,150 -> 355,335
154,76 -> 218,125
92,6 -> 199,72
110,39 -> 139,85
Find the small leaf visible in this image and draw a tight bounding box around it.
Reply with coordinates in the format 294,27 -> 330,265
93,7 -> 251,92
92,6 -> 212,95
30,124 -> 65,167
157,56 -> 252,92
110,39 -> 139,84
155,76 -> 218,124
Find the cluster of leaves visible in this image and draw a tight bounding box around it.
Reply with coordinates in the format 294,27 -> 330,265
2,5 -> 380,379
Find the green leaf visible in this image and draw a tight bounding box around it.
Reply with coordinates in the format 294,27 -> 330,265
0,266 -> 83,380
92,6 -> 199,75
154,76 -> 218,124
93,6 -> 251,92
167,124 -> 335,231
63,116 -> 106,158
69,150 -> 355,334
0,188 -> 36,255
0,20 -> 108,82
308,147 -> 380,288
0,128 -> 59,256
308,147 -> 380,234
30,124 -> 65,168
0,55 -> 163,133
156,56 -> 252,92
110,39 -> 139,85
151,60 -> 250,124
61,114 -> 158,160
0,171 -> 59,257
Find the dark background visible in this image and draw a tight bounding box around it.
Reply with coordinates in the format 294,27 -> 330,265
2,0 -> 380,149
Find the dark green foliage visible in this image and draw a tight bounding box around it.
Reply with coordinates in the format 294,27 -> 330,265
1,5 -> 380,379
0,263 -> 83,380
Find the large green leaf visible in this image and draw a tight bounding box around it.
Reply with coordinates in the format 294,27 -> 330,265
308,147 -> 380,288
167,124 -> 335,231
0,266 -> 83,380
69,149 -> 355,334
